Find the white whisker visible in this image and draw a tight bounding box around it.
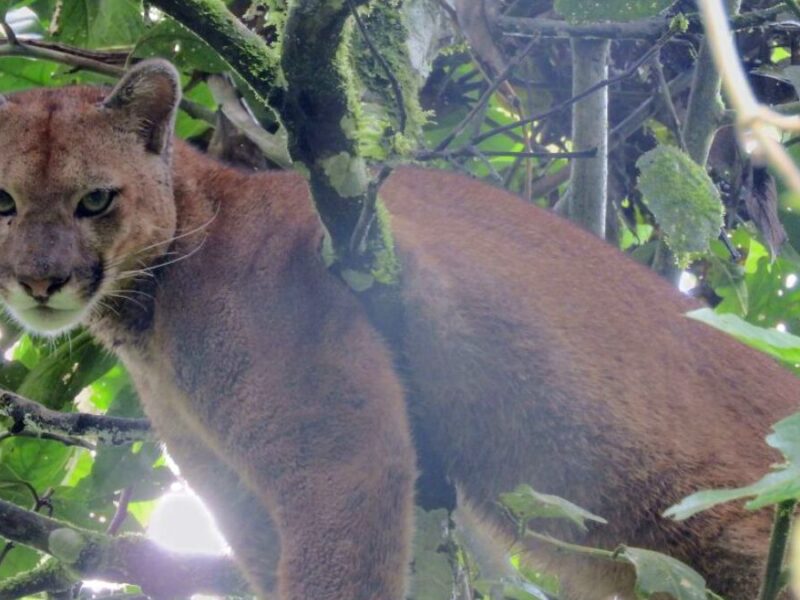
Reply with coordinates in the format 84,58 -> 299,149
117,236 -> 207,279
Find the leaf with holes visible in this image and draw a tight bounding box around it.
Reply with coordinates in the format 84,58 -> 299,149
637,145 -> 723,267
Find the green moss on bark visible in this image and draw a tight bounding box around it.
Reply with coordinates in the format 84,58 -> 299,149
350,1 -> 427,159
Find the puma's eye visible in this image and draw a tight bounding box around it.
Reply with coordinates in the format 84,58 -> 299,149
0,190 -> 16,217
76,189 -> 117,218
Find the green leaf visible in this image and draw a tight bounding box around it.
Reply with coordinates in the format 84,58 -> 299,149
663,486 -> 758,521
554,0 -> 674,23
665,412 -> 800,519
0,437 -> 72,489
618,547 -> 708,600
687,308 -> 800,365
636,145 -> 724,267
408,507 -> 454,600
53,0 -> 144,48
499,484 -> 607,532
0,360 -> 29,391
133,17 -> 227,73
0,544 -> 41,582
17,333 -> 115,409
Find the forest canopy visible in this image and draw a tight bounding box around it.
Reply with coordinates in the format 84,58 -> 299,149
1,1 -> 800,599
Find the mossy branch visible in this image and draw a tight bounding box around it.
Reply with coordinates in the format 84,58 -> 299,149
148,0 -> 281,101
0,498 -> 249,599
150,0 -> 403,284
0,389 -> 152,445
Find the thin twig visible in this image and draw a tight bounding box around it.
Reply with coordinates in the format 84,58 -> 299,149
0,18 -> 18,46
106,487 -> 134,536
349,165 -> 393,256
417,147 -> 597,160
472,30 -> 677,146
654,49 -> 687,152
0,39 -> 215,124
434,38 -> 538,152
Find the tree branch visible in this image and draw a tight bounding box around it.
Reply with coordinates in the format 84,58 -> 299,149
568,38 -> 609,237
0,498 -> 249,599
151,0 -> 404,282
496,4 -> 785,40
147,0 -> 280,102
0,390 -> 153,445
0,39 -> 215,124
0,560 -> 75,600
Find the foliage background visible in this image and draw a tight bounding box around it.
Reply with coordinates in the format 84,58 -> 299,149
1,1 -> 800,599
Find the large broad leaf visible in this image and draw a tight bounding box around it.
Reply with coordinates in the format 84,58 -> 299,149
16,333 -> 116,410
554,0 -> 674,23
637,145 -> 724,267
499,484 -> 607,531
0,544 -> 40,582
133,17 -> 228,74
0,437 -> 72,490
0,57 -> 60,91
666,412 -> 800,519
53,0 -> 144,48
618,547 -> 708,600
687,308 -> 800,365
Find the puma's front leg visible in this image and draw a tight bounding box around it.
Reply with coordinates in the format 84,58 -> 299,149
271,455 -> 415,600
235,356 -> 417,599
143,401 -> 281,597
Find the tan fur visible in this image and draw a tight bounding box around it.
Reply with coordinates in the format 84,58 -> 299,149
0,61 -> 796,599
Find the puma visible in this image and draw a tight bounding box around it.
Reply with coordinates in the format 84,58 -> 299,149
0,59 -> 796,600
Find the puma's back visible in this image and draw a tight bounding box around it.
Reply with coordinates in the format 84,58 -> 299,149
384,169 -> 796,595
0,62 -> 797,599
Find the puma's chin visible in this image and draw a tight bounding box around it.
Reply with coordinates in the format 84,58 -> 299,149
3,288 -> 92,336
9,305 -> 89,336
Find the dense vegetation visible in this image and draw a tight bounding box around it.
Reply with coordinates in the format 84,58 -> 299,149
1,1 -> 800,599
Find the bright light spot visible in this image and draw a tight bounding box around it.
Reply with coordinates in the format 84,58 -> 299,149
778,289 -> 785,297
82,581 -> 124,593
743,136 -> 759,155
3,339 -> 20,362
787,274 -> 798,289
777,323 -> 788,333
147,484 -> 229,555
678,271 -> 698,293
173,42 -> 181,53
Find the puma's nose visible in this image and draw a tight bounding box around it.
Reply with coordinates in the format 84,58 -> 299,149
18,275 -> 71,301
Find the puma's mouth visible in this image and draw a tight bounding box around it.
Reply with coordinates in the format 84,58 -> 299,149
2,286 -> 92,336
13,305 -> 88,334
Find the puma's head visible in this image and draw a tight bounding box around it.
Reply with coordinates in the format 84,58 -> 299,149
0,60 -> 181,335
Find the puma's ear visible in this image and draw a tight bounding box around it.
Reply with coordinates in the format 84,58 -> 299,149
104,59 -> 181,154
